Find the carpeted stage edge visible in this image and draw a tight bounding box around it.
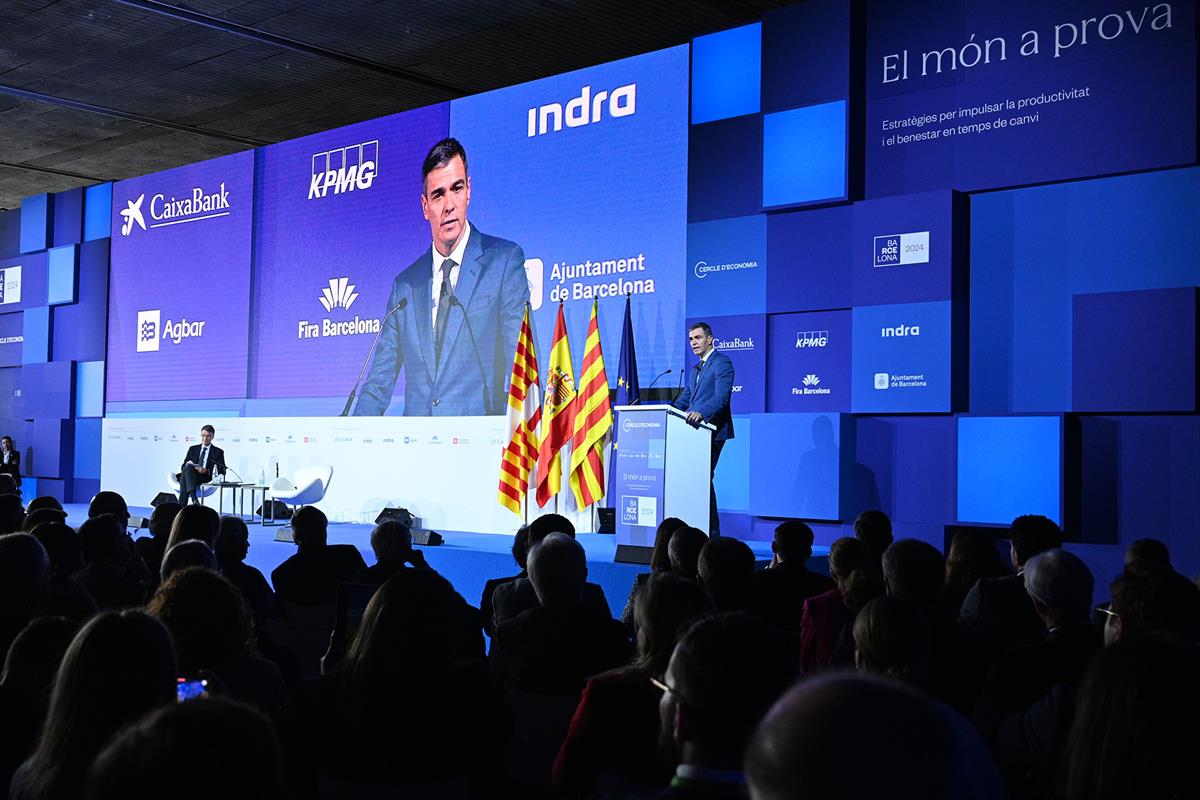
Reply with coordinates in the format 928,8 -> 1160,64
62,504 -> 828,617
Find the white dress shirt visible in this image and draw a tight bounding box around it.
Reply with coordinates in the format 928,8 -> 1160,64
431,222 -> 472,330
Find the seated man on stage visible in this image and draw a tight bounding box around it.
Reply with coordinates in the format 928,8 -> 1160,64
177,425 -> 226,505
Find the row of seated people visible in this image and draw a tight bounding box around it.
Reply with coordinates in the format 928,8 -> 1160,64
1,488 -> 1198,799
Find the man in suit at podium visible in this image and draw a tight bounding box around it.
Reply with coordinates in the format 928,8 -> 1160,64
354,137 -> 529,416
177,424 -> 226,505
672,322 -> 734,536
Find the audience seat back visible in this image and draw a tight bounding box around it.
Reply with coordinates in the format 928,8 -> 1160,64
502,690 -> 581,799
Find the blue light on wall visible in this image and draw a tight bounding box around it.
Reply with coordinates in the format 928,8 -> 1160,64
691,23 -> 761,124
47,245 -> 78,306
19,194 -> 50,254
958,416 -> 1062,525
83,184 -> 112,242
762,100 -> 847,207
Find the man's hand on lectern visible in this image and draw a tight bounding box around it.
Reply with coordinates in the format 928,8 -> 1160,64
686,411 -> 703,425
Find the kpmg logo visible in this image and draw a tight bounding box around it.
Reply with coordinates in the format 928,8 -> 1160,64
119,183 -> 231,237
873,231 -> 930,268
309,141 -> 378,200
136,310 -> 160,352
693,259 -> 759,279
0,266 -> 22,305
137,309 -> 206,352
528,83 -> 636,137
319,277 -> 359,312
795,330 -> 828,348
881,324 -> 921,337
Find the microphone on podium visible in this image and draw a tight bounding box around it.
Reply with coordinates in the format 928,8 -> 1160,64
447,294 -> 493,415
340,297 -> 408,417
630,369 -> 672,405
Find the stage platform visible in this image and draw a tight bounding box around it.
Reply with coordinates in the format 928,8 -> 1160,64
61,504 -> 815,618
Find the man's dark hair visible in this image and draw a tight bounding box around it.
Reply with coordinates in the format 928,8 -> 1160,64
528,512 -> 575,546
881,539 -> 945,607
78,515 -> 126,564
21,507 -> 68,533
1110,561 -> 1200,641
1125,538 -> 1170,569
149,502 -> 182,540
291,506 -> 328,548
200,424 -> 215,435
1009,514 -> 1063,566
26,496 -> 64,514
214,515 -> 249,564
668,526 -> 708,581
668,612 -> 790,767
773,520 -> 814,562
88,491 -> 130,523
0,493 -> 26,534
32,521 -> 82,578
688,321 -> 713,338
853,510 -> 893,567
697,537 -> 757,613
160,541 -> 217,583
511,525 -> 530,570
0,474 -> 17,496
421,137 -> 467,186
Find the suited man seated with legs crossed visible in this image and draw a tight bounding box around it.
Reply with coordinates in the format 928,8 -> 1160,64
177,425 -> 226,505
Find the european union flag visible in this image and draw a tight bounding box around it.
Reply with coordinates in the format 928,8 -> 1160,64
614,294 -> 640,406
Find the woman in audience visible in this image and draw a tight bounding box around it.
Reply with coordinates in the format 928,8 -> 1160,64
481,525 -> 529,637
555,571 -> 710,799
29,521 -> 96,621
942,529 -> 1010,620
1062,634 -> 1200,800
853,596 -> 933,691
799,536 -> 884,673
165,503 -> 221,550
147,567 -> 292,726
620,516 -> 686,632
9,610 -> 177,800
297,568 -> 489,790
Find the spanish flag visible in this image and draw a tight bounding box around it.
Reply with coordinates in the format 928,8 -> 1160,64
497,305 -> 542,516
569,300 -> 612,508
536,304 -> 577,507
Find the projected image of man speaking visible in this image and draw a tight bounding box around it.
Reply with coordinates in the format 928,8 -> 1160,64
354,137 -> 529,415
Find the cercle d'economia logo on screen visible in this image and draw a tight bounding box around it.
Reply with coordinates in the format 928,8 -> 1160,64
119,182 -> 232,237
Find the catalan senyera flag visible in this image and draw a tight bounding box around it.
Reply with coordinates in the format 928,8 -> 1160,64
535,304 -> 577,507
497,305 -> 542,516
569,300 -> 613,508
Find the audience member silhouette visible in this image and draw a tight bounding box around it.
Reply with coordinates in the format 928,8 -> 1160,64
959,515 -> 1063,654
135,501 -> 182,586
655,612 -> 791,799
22,497 -> 62,514
799,536 -> 883,673
697,536 -> 757,613
555,572 -> 710,799
0,534 -> 50,665
160,539 -> 218,583
73,514 -> 146,609
298,568 -> 490,788
481,524 -> 528,637
215,515 -> 278,626
745,672 -> 1005,800
165,503 -> 221,550
0,475 -> 18,497
18,508 -> 66,534
270,506 -> 367,608
1123,537 -> 1170,569
622,516 -> 686,632
352,520 -> 425,586
0,494 -> 25,534
147,567 -> 292,726
490,533 -> 630,695
1103,559 -> 1200,644
28,521 -> 95,622
87,491 -> 130,523
1062,634 -> 1200,800
943,529 -> 1010,621
86,697 -> 285,800
667,525 -> 708,582
491,513 -> 611,629
0,617 -> 78,796
853,596 -> 932,689
9,610 -> 177,800
853,509 -> 893,571
752,520 -> 834,636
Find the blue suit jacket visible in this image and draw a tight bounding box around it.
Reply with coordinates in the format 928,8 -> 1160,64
671,349 -> 735,442
354,228 -> 528,416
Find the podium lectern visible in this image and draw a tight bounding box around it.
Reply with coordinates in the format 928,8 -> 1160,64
611,404 -> 715,553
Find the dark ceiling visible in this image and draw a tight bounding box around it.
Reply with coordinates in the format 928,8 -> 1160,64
0,0 -> 790,210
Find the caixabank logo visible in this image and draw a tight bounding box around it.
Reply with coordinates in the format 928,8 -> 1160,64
873,231 -> 930,268
119,182 -> 231,237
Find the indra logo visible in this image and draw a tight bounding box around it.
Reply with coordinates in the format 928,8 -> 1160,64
0,266 -> 21,305
309,141 -> 378,200
881,324 -> 921,337
319,277 -> 359,312
528,83 -> 636,137
795,330 -> 829,348
120,194 -> 146,236
136,309 -> 206,352
136,310 -> 160,352
873,231 -> 930,268
120,183 -> 230,236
